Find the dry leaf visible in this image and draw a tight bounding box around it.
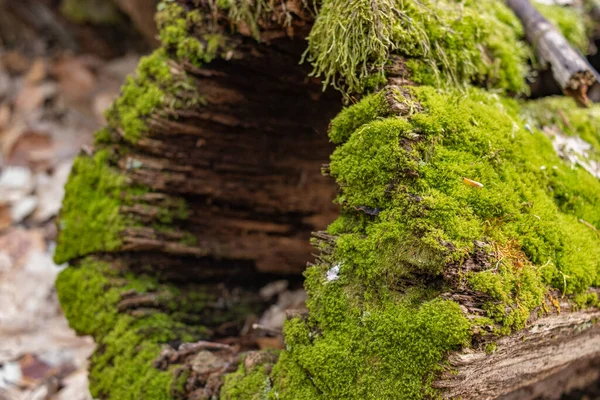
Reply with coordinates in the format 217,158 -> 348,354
6,131 -> 53,168
24,58 -> 47,85
14,82 -> 57,113
0,203 -> 11,231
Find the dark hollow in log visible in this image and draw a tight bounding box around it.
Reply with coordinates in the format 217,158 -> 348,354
119,35 -> 342,277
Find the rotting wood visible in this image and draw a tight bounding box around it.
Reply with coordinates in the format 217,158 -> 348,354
435,302 -> 600,399
506,0 -> 597,105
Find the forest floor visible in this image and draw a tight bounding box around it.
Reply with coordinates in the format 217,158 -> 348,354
0,47 -> 139,400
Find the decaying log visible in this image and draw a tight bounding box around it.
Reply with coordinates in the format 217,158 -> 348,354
436,302 -> 600,399
506,0 -> 597,105
52,1 -> 600,399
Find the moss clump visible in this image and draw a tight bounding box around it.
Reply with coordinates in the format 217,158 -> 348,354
271,299 -> 469,399
574,291 -> 599,309
54,150 -> 129,264
106,49 -> 171,143
306,0 -> 530,94
326,87 -> 599,328
216,0 -> 275,39
535,4 -> 589,52
156,4 -> 229,65
221,362 -> 272,400
223,85 -> 600,398
56,259 -> 210,399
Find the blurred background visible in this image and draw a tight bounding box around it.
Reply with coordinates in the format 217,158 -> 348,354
0,1 -> 155,398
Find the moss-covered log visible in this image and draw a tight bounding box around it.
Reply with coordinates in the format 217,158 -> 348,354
55,0 -> 600,399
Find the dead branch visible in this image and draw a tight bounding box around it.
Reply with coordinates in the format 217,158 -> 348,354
506,0 -> 597,105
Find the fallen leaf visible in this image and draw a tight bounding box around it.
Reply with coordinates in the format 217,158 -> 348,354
0,166 -> 34,204
11,196 -> 38,224
0,105 -> 11,130
0,203 -> 11,231
2,51 -> 29,75
25,58 -> 47,85
5,131 -> 53,169
19,354 -> 54,386
14,82 -> 57,113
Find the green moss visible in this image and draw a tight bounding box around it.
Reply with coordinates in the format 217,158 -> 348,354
306,0 -> 530,94
271,299 -> 469,399
469,261 -> 546,333
484,342 -> 498,354
221,363 -> 272,400
328,86 -> 599,303
56,259 -> 211,399
329,91 -> 395,144
54,150 -> 129,264
574,291 -> 600,309
106,50 -> 170,143
61,0 -> 122,24
535,4 -> 588,52
106,3 -> 226,143
157,3 -> 229,64
94,127 -> 114,145
219,85 -> 600,398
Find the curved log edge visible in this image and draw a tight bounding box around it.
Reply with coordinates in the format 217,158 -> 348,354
436,306 -> 600,399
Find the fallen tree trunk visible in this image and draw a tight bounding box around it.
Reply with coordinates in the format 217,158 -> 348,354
53,1 -> 600,399
505,0 -> 597,105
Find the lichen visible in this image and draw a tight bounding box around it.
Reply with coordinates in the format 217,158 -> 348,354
305,0 -> 531,94
216,0 -> 275,39
56,258 -> 211,399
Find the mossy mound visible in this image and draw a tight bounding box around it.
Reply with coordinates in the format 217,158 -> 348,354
221,86 -> 600,398
56,259 -> 214,399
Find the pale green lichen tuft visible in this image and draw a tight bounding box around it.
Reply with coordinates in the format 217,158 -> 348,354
306,0 -> 531,94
